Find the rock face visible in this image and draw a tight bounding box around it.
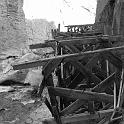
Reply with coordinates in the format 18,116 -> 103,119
95,0 -> 109,22
96,0 -> 124,35
0,0 -> 27,56
26,19 -> 55,45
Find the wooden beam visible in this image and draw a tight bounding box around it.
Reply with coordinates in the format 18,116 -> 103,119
47,75 -> 62,124
59,35 -> 124,45
60,99 -> 87,116
60,73 -> 115,116
68,60 -> 101,85
13,46 -> 124,70
13,60 -> 47,70
92,72 -> 116,92
42,109 -> 114,124
102,52 -> 122,69
48,87 -> 114,104
63,44 -> 80,53
29,42 -> 56,49
42,58 -> 63,79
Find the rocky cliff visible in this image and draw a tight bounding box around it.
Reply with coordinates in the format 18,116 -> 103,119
0,0 -> 27,56
96,0 -> 124,35
26,19 -> 55,45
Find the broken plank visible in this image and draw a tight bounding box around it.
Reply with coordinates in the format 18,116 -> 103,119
48,87 -> 114,104
42,109 -> 114,124
12,46 -> 124,70
60,72 -> 114,115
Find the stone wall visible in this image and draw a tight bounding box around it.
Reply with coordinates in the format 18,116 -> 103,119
0,0 -> 27,56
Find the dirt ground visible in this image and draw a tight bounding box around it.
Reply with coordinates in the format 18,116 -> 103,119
0,87 -> 52,124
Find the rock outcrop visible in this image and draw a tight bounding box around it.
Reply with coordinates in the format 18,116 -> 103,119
96,0 -> 124,35
0,0 -> 27,56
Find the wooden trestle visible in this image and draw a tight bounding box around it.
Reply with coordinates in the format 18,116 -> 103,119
13,23 -> 124,124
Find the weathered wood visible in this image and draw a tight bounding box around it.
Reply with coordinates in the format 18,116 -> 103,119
48,87 -> 114,104
60,73 -> 115,115
102,52 -> 122,69
29,42 -> 56,49
86,53 -> 100,70
13,46 -> 124,70
92,72 -> 116,92
57,31 -> 102,37
60,99 -> 87,116
117,69 -> 124,108
47,75 -> 62,124
88,101 -> 95,114
63,44 -> 80,53
42,109 -> 114,124
68,60 -> 101,85
44,97 -> 54,116
42,59 -> 63,79
35,58 -> 63,96
59,35 -> 124,45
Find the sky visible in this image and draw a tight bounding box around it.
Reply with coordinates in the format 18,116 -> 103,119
23,0 -> 97,30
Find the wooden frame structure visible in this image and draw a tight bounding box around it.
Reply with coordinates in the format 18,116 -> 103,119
12,23 -> 124,124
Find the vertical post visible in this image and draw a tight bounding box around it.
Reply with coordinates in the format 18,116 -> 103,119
58,24 -> 60,32
117,69 -> 124,108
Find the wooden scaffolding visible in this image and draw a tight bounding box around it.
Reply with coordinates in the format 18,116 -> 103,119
12,21 -> 124,124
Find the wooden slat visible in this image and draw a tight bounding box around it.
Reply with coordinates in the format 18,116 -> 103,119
13,46 -> 124,70
48,87 -> 114,104
60,73 -> 115,116
42,109 -> 114,124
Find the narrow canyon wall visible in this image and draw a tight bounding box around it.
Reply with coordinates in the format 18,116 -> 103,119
0,0 -> 27,56
96,0 -> 124,35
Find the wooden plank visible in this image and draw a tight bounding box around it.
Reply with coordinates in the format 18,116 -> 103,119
63,44 -> 80,53
60,73 -> 115,115
117,69 -> 124,108
86,53 -> 100,70
29,42 -> 56,49
44,97 -> 54,116
47,75 -> 62,124
68,60 -> 101,85
13,45 -> 124,70
59,35 -> 124,45
102,52 -> 122,69
48,87 -> 114,104
57,31 -> 102,37
42,109 -> 114,124
42,58 -> 63,79
60,99 -> 87,116
92,72 -> 116,92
